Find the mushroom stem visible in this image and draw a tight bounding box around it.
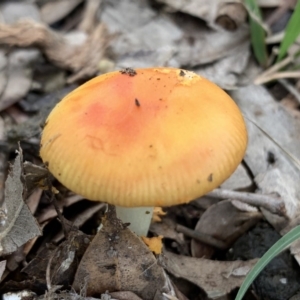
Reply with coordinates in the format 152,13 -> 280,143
115,206 -> 153,236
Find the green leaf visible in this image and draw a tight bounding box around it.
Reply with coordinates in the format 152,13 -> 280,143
245,0 -> 268,67
277,0 -> 300,62
235,225 -> 300,300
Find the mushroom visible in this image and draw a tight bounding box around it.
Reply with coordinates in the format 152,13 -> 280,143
40,67 -> 247,236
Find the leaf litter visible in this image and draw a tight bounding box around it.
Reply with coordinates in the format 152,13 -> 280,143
0,147 -> 41,256
0,0 -> 300,299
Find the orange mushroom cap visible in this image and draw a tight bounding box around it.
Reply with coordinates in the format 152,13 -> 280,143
40,68 -> 247,207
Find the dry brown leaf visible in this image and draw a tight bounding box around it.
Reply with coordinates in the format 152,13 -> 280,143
221,164 -> 252,190
160,251 -> 258,299
100,0 -> 250,88
0,49 -> 40,111
40,0 -> 83,25
110,291 -> 143,300
156,0 -> 247,30
191,200 -> 262,258
52,203 -> 105,243
232,85 -> 300,230
0,260 -> 6,281
195,46 -> 251,89
0,2 -> 42,111
0,51 -> 7,96
72,206 -> 168,300
0,148 -> 42,256
0,1 -> 41,24
0,19 -> 108,83
23,161 -> 48,195
23,230 -> 92,289
79,0 -> 103,33
150,217 -> 189,256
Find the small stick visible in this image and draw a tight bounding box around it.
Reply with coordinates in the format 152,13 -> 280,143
46,176 -> 70,239
78,0 -> 103,33
254,56 -> 293,85
279,78 -> 300,104
255,71 -> 300,85
207,188 -> 286,216
176,224 -> 228,250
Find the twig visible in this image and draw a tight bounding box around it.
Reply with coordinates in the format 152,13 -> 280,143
162,293 -> 179,300
254,56 -> 294,84
266,31 -> 284,44
0,151 -> 8,206
265,0 -> 296,27
51,193 -> 70,239
176,224 -> 228,250
46,247 -> 59,291
279,78 -> 300,104
207,189 -> 286,216
255,71 -> 300,84
79,0 -> 103,33
46,176 -> 70,239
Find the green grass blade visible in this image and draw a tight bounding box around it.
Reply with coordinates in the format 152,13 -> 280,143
277,0 -> 300,62
235,225 -> 300,300
245,0 -> 268,67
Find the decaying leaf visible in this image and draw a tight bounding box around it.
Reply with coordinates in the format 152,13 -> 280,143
0,260 -> 6,280
221,164 -> 252,190
23,161 -> 49,195
40,0 -> 83,25
155,0 -> 247,31
72,206 -> 168,300
160,251 -> 258,299
150,217 -> 188,255
0,2 -> 41,111
191,200 -> 262,258
0,49 -> 40,112
0,19 -> 108,83
0,148 -> 42,256
99,0 -> 250,88
110,291 -> 143,300
23,230 -> 92,289
232,85 -> 300,230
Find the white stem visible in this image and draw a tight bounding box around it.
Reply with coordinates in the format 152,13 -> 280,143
115,206 -> 153,236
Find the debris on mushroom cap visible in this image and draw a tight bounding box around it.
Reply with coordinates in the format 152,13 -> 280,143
40,68 -> 247,207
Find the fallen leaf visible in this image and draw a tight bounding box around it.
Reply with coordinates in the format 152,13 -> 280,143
110,291 -> 143,300
0,2 -> 41,111
40,0 -> 83,25
150,217 -> 189,255
160,251 -> 258,299
221,164 -> 252,190
0,260 -> 6,281
72,206 -> 168,300
52,202 -> 105,243
191,200 -> 262,258
23,230 -> 92,289
156,0 -> 247,31
232,85 -> 300,230
0,19 -> 108,83
23,161 -> 48,195
0,148 -> 42,256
